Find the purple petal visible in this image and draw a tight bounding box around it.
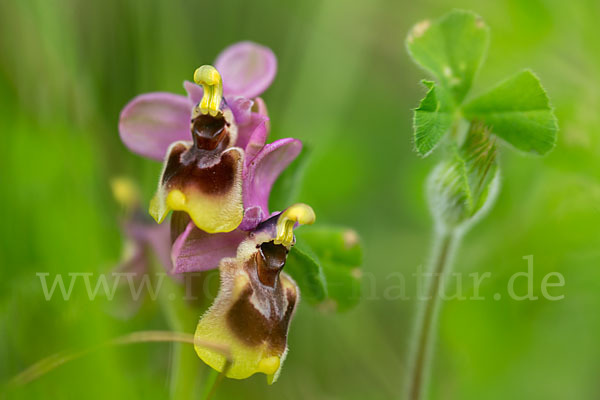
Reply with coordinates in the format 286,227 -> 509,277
184,81 -> 204,104
227,96 -> 253,125
119,93 -> 193,160
238,114 -> 269,154
238,205 -> 265,231
124,221 -> 173,273
110,220 -> 173,318
241,97 -> 271,154
114,235 -> 146,276
241,138 -> 302,228
253,97 -> 269,117
171,222 -> 247,273
111,242 -> 147,319
215,41 -> 277,99
145,224 -> 174,274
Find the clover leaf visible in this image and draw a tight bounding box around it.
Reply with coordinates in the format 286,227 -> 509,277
407,10 -> 557,157
413,80 -> 454,156
407,10 -> 489,104
463,70 -> 558,155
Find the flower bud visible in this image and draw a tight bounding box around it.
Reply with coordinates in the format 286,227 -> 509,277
427,123 -> 500,231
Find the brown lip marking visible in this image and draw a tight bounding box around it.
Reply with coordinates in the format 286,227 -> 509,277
161,142 -> 188,185
161,146 -> 240,196
226,249 -> 297,353
191,114 -> 230,152
226,285 -> 297,353
256,242 -> 288,288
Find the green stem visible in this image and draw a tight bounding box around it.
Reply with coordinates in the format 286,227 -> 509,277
407,229 -> 459,400
202,368 -> 223,400
152,259 -> 199,400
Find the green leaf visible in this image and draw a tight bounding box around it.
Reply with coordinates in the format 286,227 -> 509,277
296,227 -> 363,311
413,80 -> 454,156
462,70 -> 558,155
406,9 -> 489,104
427,124 -> 500,230
285,241 -> 328,305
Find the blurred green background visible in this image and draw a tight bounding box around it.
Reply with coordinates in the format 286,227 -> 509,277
1,0 -> 600,399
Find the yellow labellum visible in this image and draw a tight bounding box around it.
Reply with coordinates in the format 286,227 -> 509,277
194,271 -> 298,384
149,185 -> 243,234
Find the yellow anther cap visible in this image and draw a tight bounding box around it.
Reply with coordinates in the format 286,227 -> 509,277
274,203 -> 316,247
193,65 -> 224,117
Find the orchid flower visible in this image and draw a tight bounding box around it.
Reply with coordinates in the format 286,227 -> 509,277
169,136 -> 302,274
119,41 -> 275,161
118,42 -> 288,233
193,204 -> 315,383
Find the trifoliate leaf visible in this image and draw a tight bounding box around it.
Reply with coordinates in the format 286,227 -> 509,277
462,70 -> 558,155
413,80 -> 454,156
427,123 -> 500,230
285,241 -> 327,305
406,9 -> 490,104
295,227 -> 363,312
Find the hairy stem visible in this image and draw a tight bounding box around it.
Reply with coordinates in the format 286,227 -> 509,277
407,229 -> 459,400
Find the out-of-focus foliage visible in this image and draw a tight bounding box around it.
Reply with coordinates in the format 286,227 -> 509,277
285,241 -> 328,304
1,0 -> 600,399
295,227 -> 363,311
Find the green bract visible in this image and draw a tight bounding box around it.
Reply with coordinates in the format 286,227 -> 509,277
427,124 -> 499,230
407,10 -> 558,156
